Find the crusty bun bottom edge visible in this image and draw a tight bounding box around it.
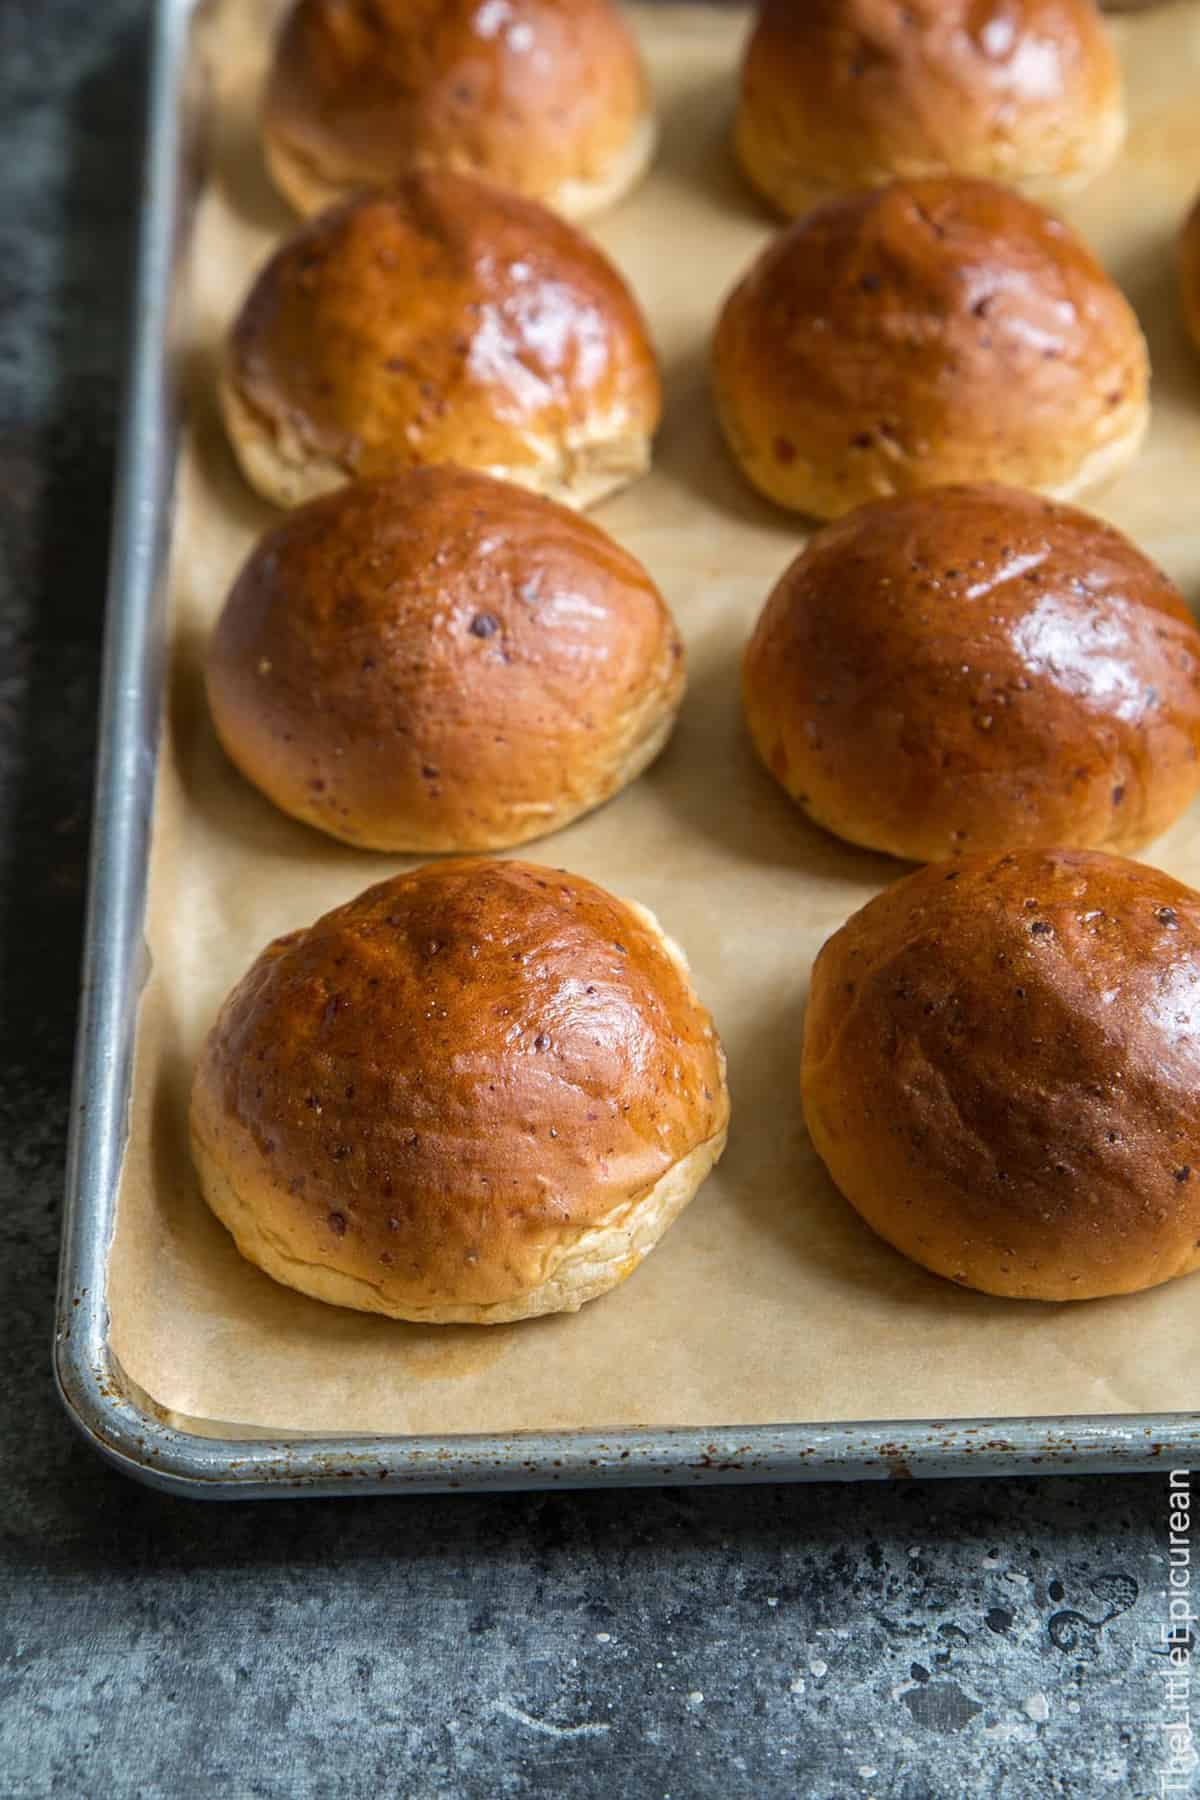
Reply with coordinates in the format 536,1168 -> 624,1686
733,101 -> 1126,218
192,1117 -> 728,1324
718,391 -> 1148,522
219,363 -> 653,513
210,678 -> 681,853
264,113 -> 659,223
1040,402 -> 1150,505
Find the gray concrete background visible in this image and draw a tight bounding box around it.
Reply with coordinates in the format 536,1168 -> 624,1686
0,4 -> 1187,1794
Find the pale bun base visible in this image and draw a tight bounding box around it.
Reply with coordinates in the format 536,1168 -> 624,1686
548,115 -> 659,223
193,1117 -> 727,1324
190,901 -> 730,1323
220,364 -> 652,514
264,114 -> 658,224
1041,401 -> 1150,504
734,96 -> 1126,219
718,389 -> 1149,523
217,692 -> 681,855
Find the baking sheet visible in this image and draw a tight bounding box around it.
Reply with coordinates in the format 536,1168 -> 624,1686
107,0 -> 1200,1438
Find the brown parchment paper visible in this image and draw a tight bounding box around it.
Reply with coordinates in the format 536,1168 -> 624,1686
108,0 -> 1200,1437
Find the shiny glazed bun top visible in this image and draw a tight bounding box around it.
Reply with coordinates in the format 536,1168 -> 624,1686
803,848 -> 1200,1301
736,0 -> 1124,215
743,483 -> 1200,862
263,0 -> 655,220
222,172 -> 661,511
206,467 -> 685,853
190,860 -> 730,1324
713,176 -> 1149,519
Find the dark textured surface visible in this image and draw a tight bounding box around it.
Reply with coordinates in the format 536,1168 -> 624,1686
0,5 -> 1184,1796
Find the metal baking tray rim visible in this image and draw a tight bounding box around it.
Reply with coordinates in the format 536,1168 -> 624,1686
53,0 -> 1200,1497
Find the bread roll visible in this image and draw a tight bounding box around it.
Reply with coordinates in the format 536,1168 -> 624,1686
713,177 -> 1149,519
736,0 -> 1124,217
190,860 -> 730,1323
743,483 -> 1200,861
263,0 -> 655,222
221,172 -> 661,511
206,467 -> 685,852
803,848 -> 1200,1301
1181,192 -> 1200,353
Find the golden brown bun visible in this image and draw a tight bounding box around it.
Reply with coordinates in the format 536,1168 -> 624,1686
206,467 -> 685,852
713,177 -> 1149,519
1182,193 -> 1200,353
803,848 -> 1200,1301
744,484 -> 1200,862
736,0 -> 1125,216
263,0 -> 656,223
221,173 -> 662,511
190,860 -> 730,1323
